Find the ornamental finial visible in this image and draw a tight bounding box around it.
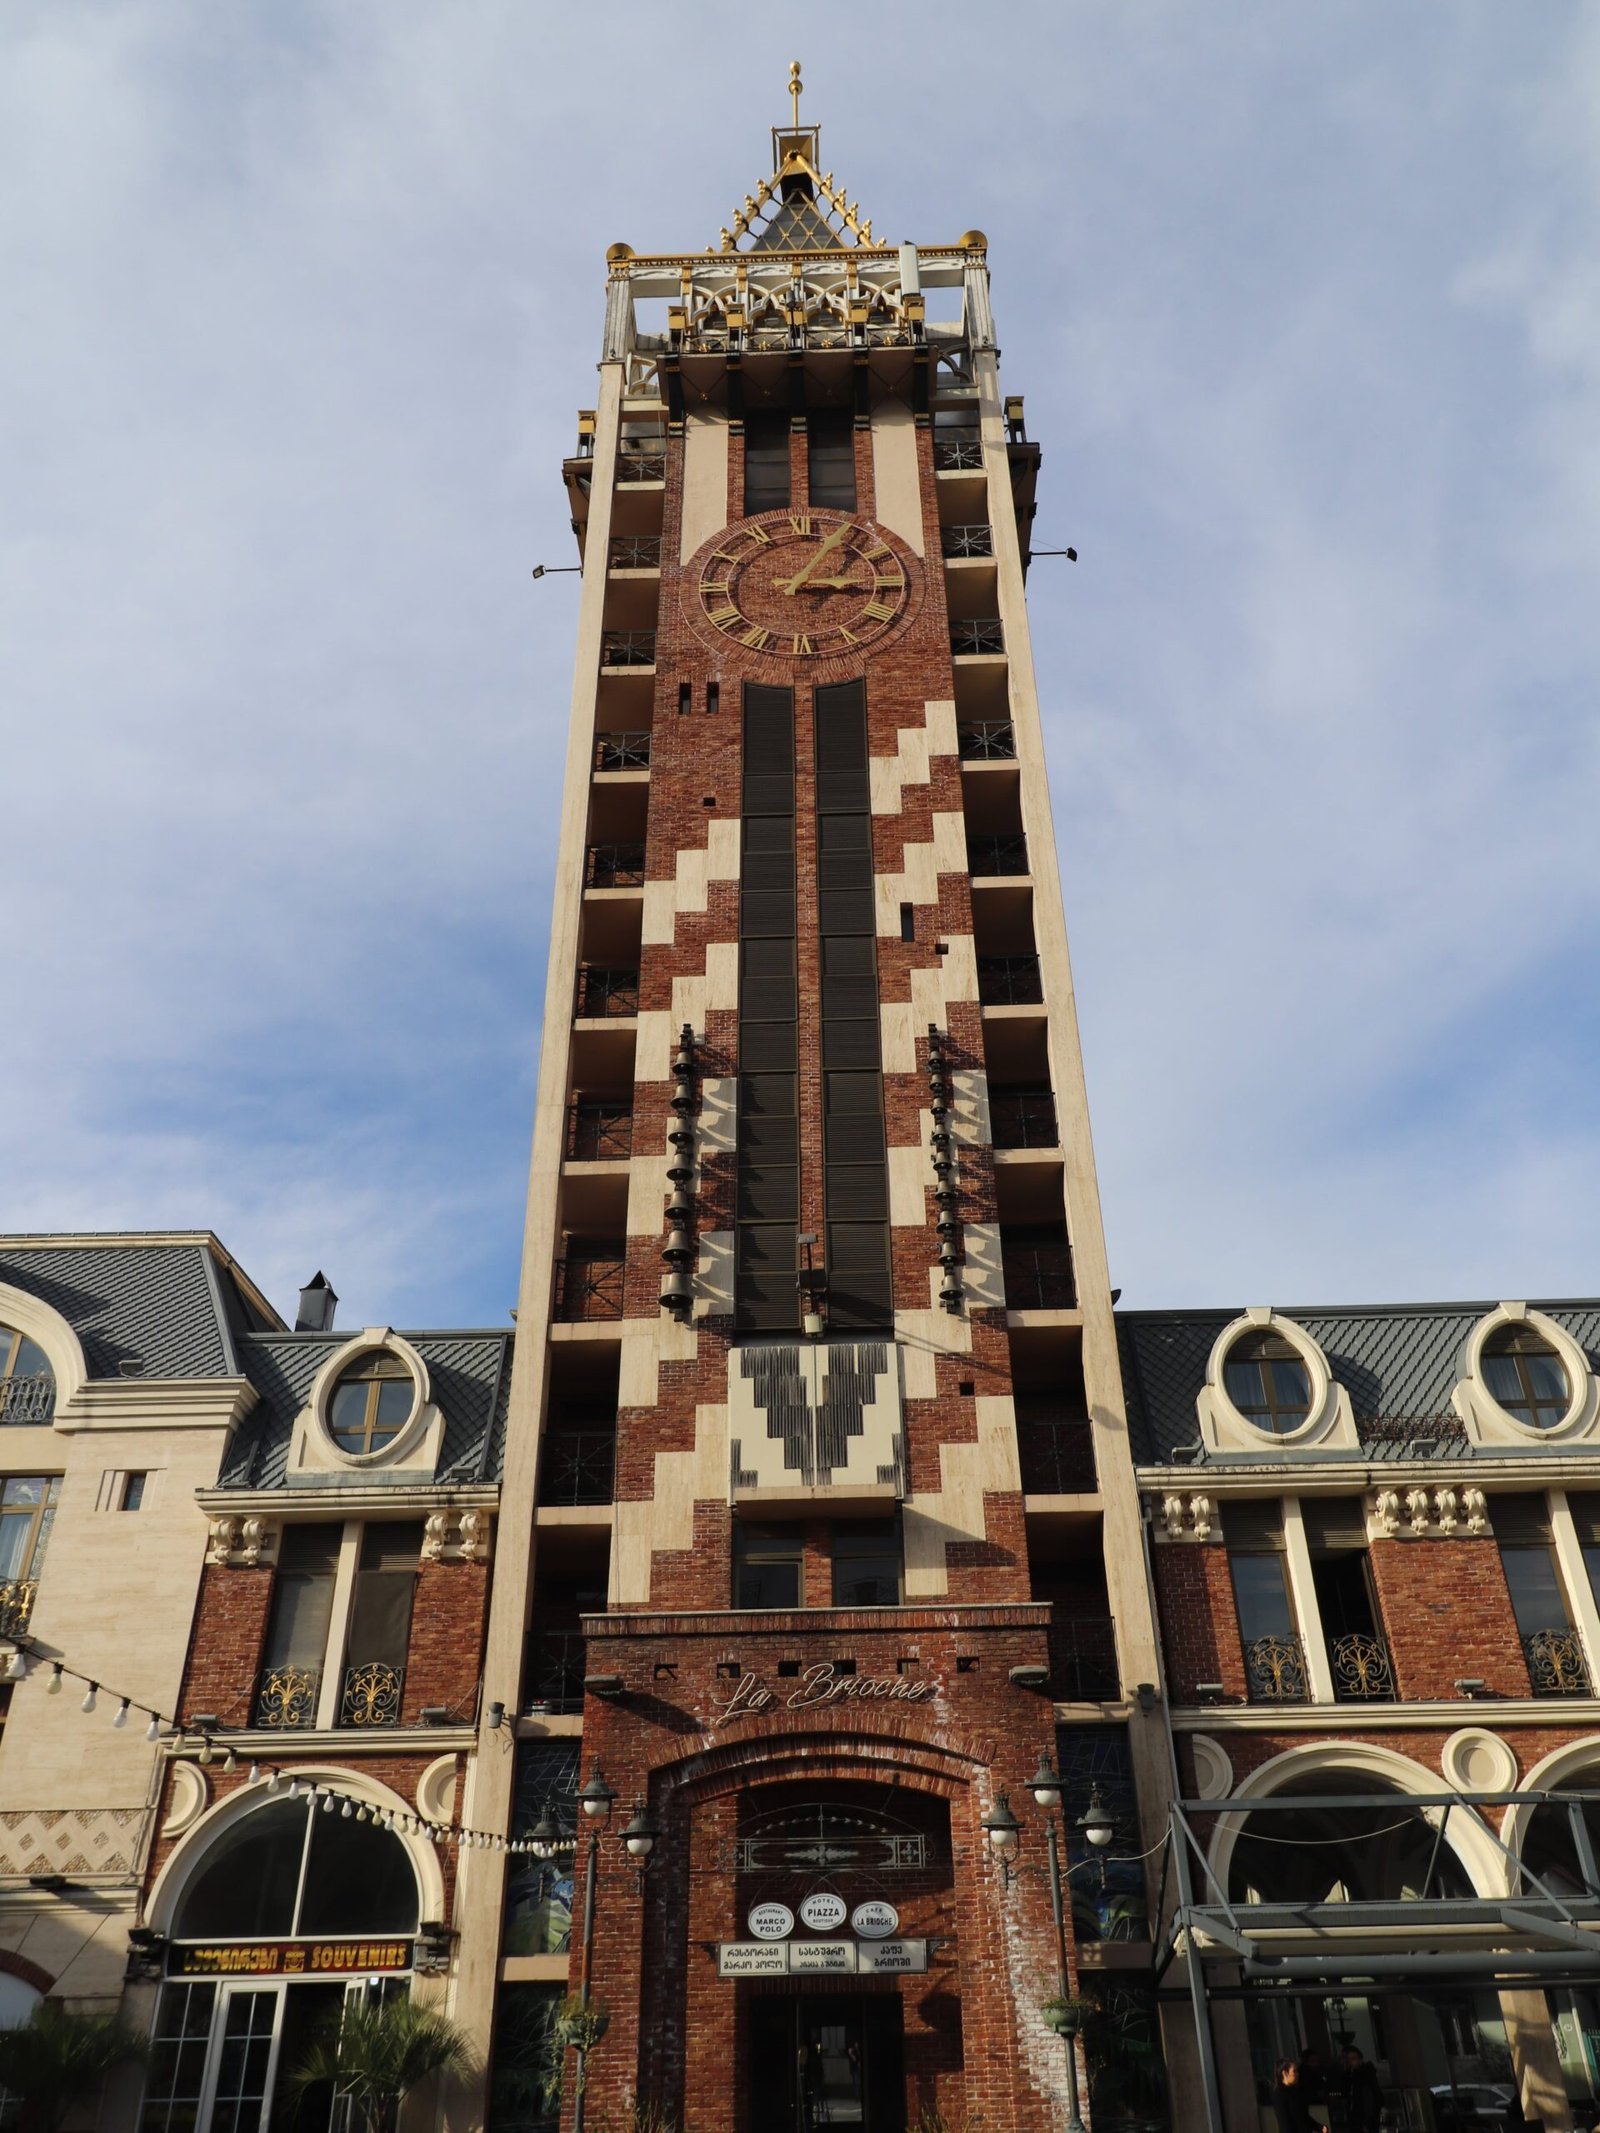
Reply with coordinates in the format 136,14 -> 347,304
789,59 -> 803,131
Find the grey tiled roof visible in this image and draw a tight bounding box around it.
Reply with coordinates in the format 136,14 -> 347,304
0,1239 -> 270,1379
222,1332 -> 512,1489
1118,1301 -> 1600,1466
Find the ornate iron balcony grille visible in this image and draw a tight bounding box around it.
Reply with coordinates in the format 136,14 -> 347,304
594,730 -> 651,772
341,1662 -> 404,1728
967,833 -> 1029,878
1328,1631 -> 1395,1701
566,1103 -> 633,1161
978,955 -> 1043,1007
934,438 -> 984,472
1050,1615 -> 1119,1701
1000,1231 -> 1076,1311
537,1430 -> 617,1508
554,1249 -> 626,1323
524,1630 -> 587,1715
575,967 -> 640,1018
616,443 -> 667,482
584,843 -> 646,888
941,523 -> 994,558
1245,1633 -> 1309,1704
951,618 -> 1005,656
0,1579 -> 37,1639
607,534 -> 662,568
600,630 -> 656,669
1525,1628 -> 1591,1697
957,720 -> 1017,761
1016,1410 -> 1096,1495
0,1374 -> 54,1425
1355,1414 -> 1474,1461
253,1666 -> 321,1730
991,1088 -> 1059,1150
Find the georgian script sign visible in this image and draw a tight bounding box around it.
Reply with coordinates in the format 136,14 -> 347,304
712,1663 -> 937,1728
171,1940 -> 412,1978
717,1939 -> 928,1978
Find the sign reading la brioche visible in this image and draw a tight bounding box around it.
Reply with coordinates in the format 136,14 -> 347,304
721,1894 -> 923,1978
712,1662 -> 938,1728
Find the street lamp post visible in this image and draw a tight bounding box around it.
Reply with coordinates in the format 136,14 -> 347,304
1027,1756 -> 1116,2133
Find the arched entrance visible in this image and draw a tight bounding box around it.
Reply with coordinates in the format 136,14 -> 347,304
142,1785 -> 428,2130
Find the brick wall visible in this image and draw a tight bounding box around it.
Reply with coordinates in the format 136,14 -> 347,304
1369,1538 -> 1533,1699
401,1559 -> 490,1724
1152,1544 -> 1247,1702
177,1564 -> 274,1726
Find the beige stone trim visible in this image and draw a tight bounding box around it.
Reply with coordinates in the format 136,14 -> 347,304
679,410 -> 730,563
870,401 -> 924,554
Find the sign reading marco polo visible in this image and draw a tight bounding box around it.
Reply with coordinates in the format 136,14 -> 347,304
712,1662 -> 937,1728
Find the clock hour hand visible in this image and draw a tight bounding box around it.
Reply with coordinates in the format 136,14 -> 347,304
779,520 -> 851,595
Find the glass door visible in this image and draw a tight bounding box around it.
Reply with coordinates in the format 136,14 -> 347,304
198,1985 -> 283,2133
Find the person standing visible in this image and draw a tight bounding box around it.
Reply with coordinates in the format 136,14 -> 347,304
1336,2045 -> 1383,2133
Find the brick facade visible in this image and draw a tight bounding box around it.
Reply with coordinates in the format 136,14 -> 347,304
1151,1544 -> 1247,1703
1368,1536 -> 1533,1699
177,1564 -> 274,1726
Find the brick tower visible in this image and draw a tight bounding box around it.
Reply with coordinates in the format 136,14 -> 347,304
459,70 -> 1174,2133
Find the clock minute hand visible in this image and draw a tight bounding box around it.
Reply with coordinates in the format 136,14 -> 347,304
780,521 -> 851,595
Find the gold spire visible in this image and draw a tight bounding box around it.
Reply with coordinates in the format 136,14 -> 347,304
789,59 -> 803,129
711,66 -> 879,253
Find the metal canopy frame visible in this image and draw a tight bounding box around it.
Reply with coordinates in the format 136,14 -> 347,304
1159,1788 -> 1600,2133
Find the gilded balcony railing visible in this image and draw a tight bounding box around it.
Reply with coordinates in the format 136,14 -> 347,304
978,955 -> 1043,1006
584,843 -> 646,888
253,1666 -> 321,1730
941,522 -> 994,558
607,534 -> 662,569
575,967 -> 640,1018
616,442 -> 667,482
967,833 -> 1029,877
594,731 -> 651,772
0,1374 -> 55,1425
990,1088 -> 1059,1150
566,1103 -> 633,1162
1525,1629 -> 1591,1697
934,437 -> 984,472
1328,1631 -> 1395,1701
0,1579 -> 37,1639
600,629 -> 656,669
951,618 -> 1005,657
1245,1634 -> 1310,1704
341,1662 -> 404,1728
957,720 -> 1016,760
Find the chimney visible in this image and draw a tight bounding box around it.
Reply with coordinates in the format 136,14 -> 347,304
294,1272 -> 338,1334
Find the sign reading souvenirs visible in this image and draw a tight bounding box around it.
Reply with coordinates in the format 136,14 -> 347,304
712,1663 -> 938,1729
171,1940 -> 413,1978
718,1939 -> 928,1979
798,1892 -> 848,1932
748,1902 -> 795,1940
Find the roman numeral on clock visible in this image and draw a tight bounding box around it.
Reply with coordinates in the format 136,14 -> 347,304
863,600 -> 896,621
791,633 -> 813,655
707,604 -> 740,627
739,625 -> 770,650
789,515 -> 812,536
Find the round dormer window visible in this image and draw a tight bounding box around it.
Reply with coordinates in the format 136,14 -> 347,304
1223,1330 -> 1312,1436
328,1351 -> 416,1456
1482,1323 -> 1570,1431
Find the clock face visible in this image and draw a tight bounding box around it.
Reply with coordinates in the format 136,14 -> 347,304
692,513 -> 915,660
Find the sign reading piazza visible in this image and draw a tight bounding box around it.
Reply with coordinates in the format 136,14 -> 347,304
171,1940 -> 413,1978
711,1662 -> 938,1728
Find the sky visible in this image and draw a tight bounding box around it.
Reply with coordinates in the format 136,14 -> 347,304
3,2 -> 1598,1329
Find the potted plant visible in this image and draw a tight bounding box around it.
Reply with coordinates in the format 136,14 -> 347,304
1041,1993 -> 1094,2038
0,2001 -> 147,2133
287,1992 -> 475,2133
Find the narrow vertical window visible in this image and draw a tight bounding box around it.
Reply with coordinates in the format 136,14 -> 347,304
807,409 -> 856,512
339,1521 -> 423,1727
743,412 -> 790,514
735,684 -> 798,1329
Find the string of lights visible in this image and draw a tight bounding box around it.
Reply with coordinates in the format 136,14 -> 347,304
3,1642 -> 542,1858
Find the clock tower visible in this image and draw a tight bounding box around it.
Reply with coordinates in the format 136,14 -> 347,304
458,69 -> 1177,2133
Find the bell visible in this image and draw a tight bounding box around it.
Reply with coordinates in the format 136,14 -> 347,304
930,1129 -> 951,1150
660,1270 -> 694,1311
662,1230 -> 694,1265
666,1194 -> 694,1224
672,1046 -> 695,1076
936,1211 -> 960,1238
939,1245 -> 961,1270
668,1123 -> 695,1148
939,1278 -> 964,1313
670,1089 -> 696,1115
935,1186 -> 959,1209
667,1164 -> 694,1189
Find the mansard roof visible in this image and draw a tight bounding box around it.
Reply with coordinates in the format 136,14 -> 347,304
0,1233 -> 279,1380
1118,1298 -> 1600,1466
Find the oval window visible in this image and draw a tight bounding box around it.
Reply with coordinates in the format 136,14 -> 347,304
327,1351 -> 415,1456
1482,1324 -> 1570,1431
1223,1331 -> 1312,1435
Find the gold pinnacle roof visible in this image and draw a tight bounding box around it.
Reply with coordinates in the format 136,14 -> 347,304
715,60 -> 879,254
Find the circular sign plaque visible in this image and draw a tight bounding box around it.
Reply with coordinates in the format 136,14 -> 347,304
748,1902 -> 794,1941
798,1892 -> 848,1933
851,1901 -> 900,1940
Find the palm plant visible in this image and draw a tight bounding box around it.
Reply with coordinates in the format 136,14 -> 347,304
286,1994 -> 475,2133
0,2000 -> 147,2133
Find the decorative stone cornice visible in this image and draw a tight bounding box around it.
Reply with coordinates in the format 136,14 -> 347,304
206,1515 -> 270,1568
1152,1491 -> 1216,1543
1368,1485 -> 1488,1540
54,1377 -> 257,1434
421,1508 -> 492,1564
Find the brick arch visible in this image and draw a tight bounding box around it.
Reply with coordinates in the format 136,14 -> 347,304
0,1948 -> 53,1996
657,1710 -> 1006,1809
